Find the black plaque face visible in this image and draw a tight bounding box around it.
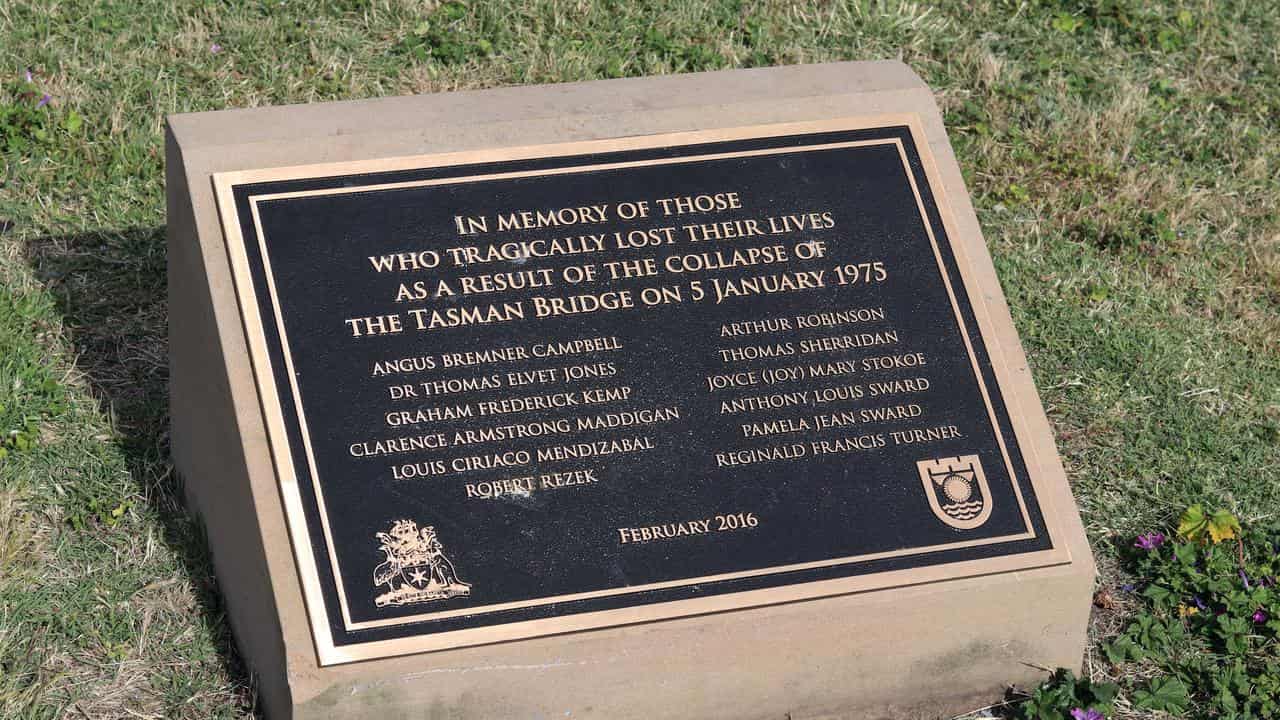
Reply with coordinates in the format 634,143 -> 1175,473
214,117 -> 1067,664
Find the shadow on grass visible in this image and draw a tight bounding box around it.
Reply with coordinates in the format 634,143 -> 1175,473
24,225 -> 256,710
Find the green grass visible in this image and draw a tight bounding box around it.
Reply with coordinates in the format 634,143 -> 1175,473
1,1 -> 1277,717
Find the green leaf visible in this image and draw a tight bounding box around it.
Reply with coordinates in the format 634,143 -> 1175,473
1208,509 -> 1242,544
1134,676 -> 1190,713
1142,583 -> 1173,607
1178,504 -> 1208,542
1051,12 -> 1083,33
437,1 -> 467,21
1217,614 -> 1250,654
1157,28 -> 1182,52
1103,637 -> 1131,664
1090,680 -> 1120,706
63,109 -> 82,133
1173,541 -> 1198,565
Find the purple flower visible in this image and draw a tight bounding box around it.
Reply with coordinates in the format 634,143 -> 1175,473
1193,595 -> 1207,610
1240,569 -> 1252,590
1253,610 -> 1268,623
210,43 -> 222,54
1134,532 -> 1165,551
1121,583 -> 1136,593
36,93 -> 50,108
1071,709 -> 1105,720
23,68 -> 33,83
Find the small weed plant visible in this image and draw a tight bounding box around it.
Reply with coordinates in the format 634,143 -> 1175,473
1,69 -> 81,153
1018,506 -> 1280,719
1014,669 -> 1118,720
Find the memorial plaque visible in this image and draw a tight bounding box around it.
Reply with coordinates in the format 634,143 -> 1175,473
171,61 -> 1093,719
212,117 -> 1068,665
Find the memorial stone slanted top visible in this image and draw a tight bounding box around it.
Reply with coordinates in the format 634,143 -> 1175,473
166,60 -> 1094,720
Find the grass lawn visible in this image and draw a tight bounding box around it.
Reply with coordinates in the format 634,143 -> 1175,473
1,1 -> 1277,718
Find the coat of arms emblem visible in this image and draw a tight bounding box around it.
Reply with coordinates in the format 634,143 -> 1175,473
917,455 -> 993,530
373,519 -> 471,607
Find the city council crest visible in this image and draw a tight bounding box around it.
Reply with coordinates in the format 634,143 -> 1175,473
917,455 -> 993,530
373,519 -> 471,607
